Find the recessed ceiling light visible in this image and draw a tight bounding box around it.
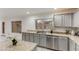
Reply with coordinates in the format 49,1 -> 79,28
26,11 -> 30,14
54,8 -> 57,10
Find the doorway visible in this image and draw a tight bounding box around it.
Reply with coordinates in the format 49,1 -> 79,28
2,22 -> 5,33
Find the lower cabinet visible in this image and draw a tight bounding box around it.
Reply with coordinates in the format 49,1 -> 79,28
25,33 -> 30,41
53,36 -> 59,50
58,37 -> 68,51
39,34 -> 47,47
76,44 -> 79,51
29,33 -> 34,42
22,33 -> 26,41
46,36 -> 68,51
46,35 -> 53,48
22,33 -> 69,51
69,39 -> 76,51
33,34 -> 40,45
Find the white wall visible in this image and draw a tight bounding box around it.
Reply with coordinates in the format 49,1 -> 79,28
1,17 -> 25,34
22,13 -> 53,32
0,20 -> 2,34
0,13 -> 53,33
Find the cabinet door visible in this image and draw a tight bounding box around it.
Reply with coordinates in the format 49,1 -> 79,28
46,35 -> 54,49
54,15 -> 62,26
69,39 -> 76,51
22,33 -> 26,41
33,34 -> 40,44
29,33 -> 34,42
76,44 -> 79,51
46,35 -> 51,48
62,14 -> 72,27
39,34 -> 46,47
25,33 -> 30,41
53,36 -> 59,50
58,37 -> 68,51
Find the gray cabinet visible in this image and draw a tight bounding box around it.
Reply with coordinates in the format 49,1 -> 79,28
33,34 -> 40,45
62,14 -> 72,27
69,40 -> 76,51
53,36 -> 59,50
58,37 -> 68,51
22,33 -> 26,41
29,33 -> 34,42
46,35 -> 52,48
39,34 -> 47,47
76,44 -> 79,51
25,33 -> 30,41
22,33 -> 30,41
46,35 -> 54,49
54,15 -> 62,26
54,14 -> 72,27
22,33 -> 70,51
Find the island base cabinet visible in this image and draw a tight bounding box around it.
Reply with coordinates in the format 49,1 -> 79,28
39,34 -> 47,47
58,37 -> 68,51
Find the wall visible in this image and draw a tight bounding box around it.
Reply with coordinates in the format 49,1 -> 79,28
22,13 -> 53,32
0,19 -> 2,34
1,17 -> 25,34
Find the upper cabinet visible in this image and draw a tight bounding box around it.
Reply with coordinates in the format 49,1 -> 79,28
73,11 -> 79,27
54,14 -> 72,27
54,15 -> 62,26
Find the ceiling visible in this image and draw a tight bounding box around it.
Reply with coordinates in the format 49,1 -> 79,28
0,8 -> 53,17
0,8 -> 78,17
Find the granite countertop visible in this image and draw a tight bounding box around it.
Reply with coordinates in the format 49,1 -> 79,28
0,40 -> 37,51
46,33 -> 79,45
